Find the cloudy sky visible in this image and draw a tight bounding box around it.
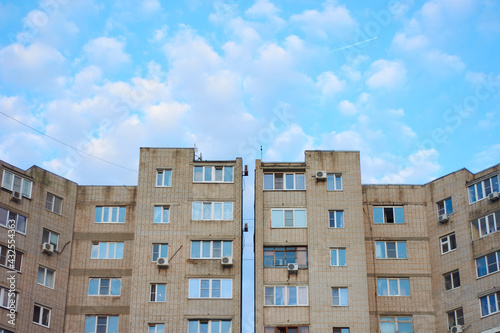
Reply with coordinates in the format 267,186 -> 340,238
1,0 -> 500,330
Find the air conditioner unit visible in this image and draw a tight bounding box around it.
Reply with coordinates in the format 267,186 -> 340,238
11,191 -> 22,203
316,171 -> 327,179
488,191 -> 500,202
438,214 -> 449,223
450,325 -> 464,333
221,256 -> 233,266
42,242 -> 54,254
156,257 -> 169,268
287,263 -> 299,273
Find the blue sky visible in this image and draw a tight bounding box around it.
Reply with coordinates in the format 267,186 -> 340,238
1,0 -> 500,331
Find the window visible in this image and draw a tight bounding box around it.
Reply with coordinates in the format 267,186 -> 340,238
154,206 -> 169,223
150,284 -> 166,302
152,244 -> 168,262
468,175 -> 499,203
85,316 -> 119,333
0,206 -> 27,233
192,202 -> 233,220
332,329 -> 349,333
33,304 -> 50,327
376,241 -> 407,259
377,278 -> 410,296
263,173 -> 305,190
271,209 -> 306,228
374,207 -> 404,223
476,250 -> 500,278
264,286 -> 308,306
265,327 -> 309,333
447,308 -> 464,329
191,241 -> 232,259
380,317 -> 412,333
264,246 -> 307,267
437,198 -> 453,216
327,174 -> 342,191
188,320 -> 231,333
37,266 -> 55,288
156,169 -> 172,187
440,233 -> 457,254
0,286 -> 17,310
471,212 -> 500,239
332,287 -> 348,306
329,211 -> 344,228
149,324 -> 165,333
91,242 -> 124,259
42,229 -> 59,250
88,278 -> 121,296
0,245 -> 22,271
45,193 -> 62,214
95,207 -> 126,223
189,279 -> 232,298
330,248 -> 346,266
194,166 -> 233,183
480,291 -> 500,317
444,270 -> 460,291
1,170 -> 32,198
0,328 -> 14,333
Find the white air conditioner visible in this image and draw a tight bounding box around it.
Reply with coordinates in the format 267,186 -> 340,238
287,263 -> 299,273
438,214 -> 449,223
488,191 -> 500,202
450,325 -> 463,333
42,242 -> 54,254
221,256 -> 233,266
11,191 -> 22,203
156,257 -> 169,268
316,171 -> 327,179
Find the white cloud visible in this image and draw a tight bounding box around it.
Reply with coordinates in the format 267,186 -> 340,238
150,25 -> 168,43
424,50 -> 465,73
142,0 -> 161,12
265,124 -> 314,161
71,66 -> 102,96
338,100 -> 357,116
389,108 -> 405,116
83,37 -> 131,69
316,72 -> 345,96
366,59 -> 406,90
391,33 -> 429,52
319,131 -> 364,151
245,0 -> 280,17
471,144 -> 500,172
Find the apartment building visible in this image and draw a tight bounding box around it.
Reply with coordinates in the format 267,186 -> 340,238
255,150 -> 500,333
0,161 -> 78,333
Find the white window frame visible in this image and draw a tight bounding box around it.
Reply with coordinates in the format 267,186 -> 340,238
148,323 -> 165,333
327,174 -> 342,191
190,240 -> 232,259
480,291 -> 500,317
156,169 -> 172,187
37,266 -> 55,289
329,210 -> 344,228
91,242 -> 124,259
271,208 -> 307,228
0,286 -> 17,311
437,197 -> 453,216
447,308 -> 464,328
476,250 -> 500,278
33,304 -> 51,327
152,244 -> 168,262
443,270 -> 460,291
332,287 -> 348,306
150,283 -> 166,302
193,166 -> 234,183
263,173 -> 306,190
41,228 -> 59,250
440,233 -> 457,254
188,279 -> 232,299
45,193 -> 62,214
153,206 -> 170,223
192,202 -> 233,220
377,278 -> 410,296
1,170 -> 32,198
95,206 -> 126,223
468,175 -> 499,204
88,278 -> 121,296
375,241 -> 407,259
85,315 -> 119,333
188,320 -> 231,333
330,248 -> 346,266
374,206 -> 405,224
264,285 -> 308,306
471,212 -> 499,239
380,316 -> 413,333
0,206 -> 27,234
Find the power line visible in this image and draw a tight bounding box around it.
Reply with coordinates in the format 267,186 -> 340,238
0,111 -> 138,173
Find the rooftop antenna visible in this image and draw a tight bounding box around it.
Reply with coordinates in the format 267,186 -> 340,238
260,145 -> 263,160
193,144 -> 202,161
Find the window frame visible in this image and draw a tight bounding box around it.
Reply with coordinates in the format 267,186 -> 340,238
271,208 -> 307,228
188,278 -> 233,299
330,248 -> 346,266
37,266 -> 55,289
192,202 -> 233,221
95,206 -> 126,223
85,315 -> 119,333
327,174 -> 342,191
1,170 -> 33,198
193,166 -> 234,183
468,175 -> 499,204
380,316 -> 413,333
148,323 -> 165,333
152,244 -> 169,262
332,287 -> 348,306
41,228 -> 59,250
188,320 -> 231,333
480,291 -> 500,317
150,283 -> 166,302
0,245 -> 22,271
264,285 -> 308,306
33,304 -> 51,328
440,233 -> 457,254
0,206 -> 27,234
377,278 -> 410,296
88,278 -> 121,296
263,172 -> 306,190
447,308 -> 464,329
332,328 -> 350,333
471,212 -> 500,239
375,241 -> 407,259
153,206 -> 170,224
263,246 -> 308,268
91,242 -> 124,259
476,250 -> 500,278
437,197 -> 453,216
443,270 -> 460,291
373,206 -> 405,224
0,286 -> 17,311
156,169 -> 172,187
190,240 -> 232,259
329,210 -> 344,228
45,193 -> 62,214
265,327 -> 310,333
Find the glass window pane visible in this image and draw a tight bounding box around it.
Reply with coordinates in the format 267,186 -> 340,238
111,208 -> 118,222
387,243 -> 397,258
398,323 -> 413,333
2,171 -> 12,190
215,167 -> 223,181
22,178 -> 32,197
102,207 -> 109,222
272,210 -> 284,228
374,207 -> 384,223
204,167 -> 212,182
477,182 -> 484,200
327,174 -> 335,191
275,287 -> 284,305
389,279 -> 399,295
211,321 -> 220,333
95,207 -> 102,222
286,174 -> 294,189
163,170 -> 171,186
118,207 -> 126,222
339,249 -> 346,266
446,198 -> 453,214
222,241 -> 232,257
108,243 -> 115,259
394,207 -> 404,223
376,242 -> 386,258
340,288 -> 348,305
224,166 -> 233,182
295,210 -> 306,227
298,286 -> 308,305
162,207 -> 169,223
284,210 -> 294,227
295,174 -> 305,189
202,242 -> 211,258
99,243 -> 107,259
91,244 -> 98,259
108,316 -> 119,333
264,174 -> 274,190
214,203 -> 223,220
275,173 -> 283,190
46,269 -> 54,287
85,316 -> 96,333
265,287 -> 274,305
191,241 -> 200,258
111,279 -> 121,296
189,280 -> 199,298
221,321 -> 231,333
194,167 -> 203,182
116,243 -> 123,259
188,321 -> 198,333
222,279 -> 232,298
397,242 -> 407,259
378,279 -> 388,296
213,241 -> 221,258
154,206 -> 162,223
157,284 -> 166,301
400,279 -> 410,296
156,171 -> 163,186
223,202 -> 233,220
336,211 -> 344,228
380,322 -> 396,333
288,286 -> 297,305
297,249 -> 307,266
468,185 -> 476,203
203,203 -> 212,219
37,267 -> 45,284
192,202 -> 202,220
16,215 -> 26,233
336,175 -> 342,190
492,176 -> 499,192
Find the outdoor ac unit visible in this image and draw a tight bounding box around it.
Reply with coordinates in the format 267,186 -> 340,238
156,257 -> 169,268
316,171 -> 327,179
287,263 -> 299,273
42,242 -> 54,254
221,256 -> 233,266
11,191 -> 22,203
450,325 -> 463,333
438,214 -> 449,223
488,191 -> 500,202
